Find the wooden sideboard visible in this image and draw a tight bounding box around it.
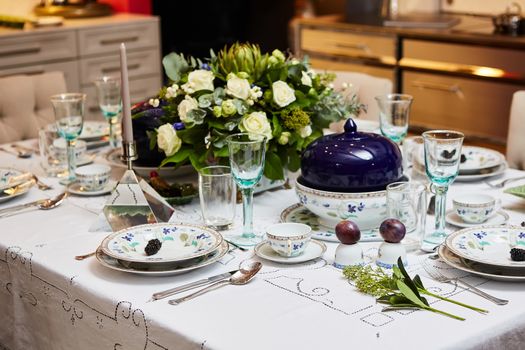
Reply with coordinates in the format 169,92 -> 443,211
0,14 -> 162,120
291,15 -> 525,147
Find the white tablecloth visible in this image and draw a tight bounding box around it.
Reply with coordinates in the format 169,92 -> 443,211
1,146 -> 525,350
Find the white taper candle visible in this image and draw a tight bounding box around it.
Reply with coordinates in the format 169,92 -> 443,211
120,43 -> 133,143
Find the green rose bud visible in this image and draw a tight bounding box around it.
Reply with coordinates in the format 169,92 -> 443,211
237,71 -> 249,79
213,105 -> 222,117
278,131 -> 291,145
272,49 -> 285,63
221,99 -> 237,116
268,56 -> 279,66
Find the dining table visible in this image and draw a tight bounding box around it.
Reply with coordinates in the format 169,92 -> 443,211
1,140 -> 525,350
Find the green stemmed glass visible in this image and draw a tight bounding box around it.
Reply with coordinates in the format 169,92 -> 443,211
375,94 -> 413,144
421,130 -> 464,252
94,76 -> 122,148
50,93 -> 86,185
226,133 -> 267,246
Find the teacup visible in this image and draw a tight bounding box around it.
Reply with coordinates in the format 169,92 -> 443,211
75,164 -> 111,191
453,194 -> 500,224
266,223 -> 311,257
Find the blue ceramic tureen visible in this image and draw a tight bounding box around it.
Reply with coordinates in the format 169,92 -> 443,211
300,118 -> 403,193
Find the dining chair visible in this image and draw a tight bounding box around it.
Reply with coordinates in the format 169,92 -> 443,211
0,71 -> 67,144
506,90 -> 525,169
328,70 -> 393,132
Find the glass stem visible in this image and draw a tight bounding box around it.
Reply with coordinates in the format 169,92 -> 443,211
434,185 -> 448,237
241,187 -> 255,238
67,139 -> 77,182
109,116 -> 119,148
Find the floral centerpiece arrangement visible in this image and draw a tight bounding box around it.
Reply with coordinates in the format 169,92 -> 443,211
131,43 -> 364,180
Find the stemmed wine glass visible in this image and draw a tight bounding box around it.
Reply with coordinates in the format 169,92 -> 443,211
226,133 -> 267,246
94,76 -> 122,148
421,130 -> 464,251
50,93 -> 86,185
375,94 -> 413,144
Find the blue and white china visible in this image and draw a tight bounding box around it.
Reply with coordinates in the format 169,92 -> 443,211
53,138 -> 87,161
301,118 -> 403,193
68,180 -> 116,196
459,146 -> 505,174
101,223 -> 223,264
452,193 -> 500,224
438,245 -> 525,282
446,225 -> 525,267
0,168 -> 26,191
446,209 -> 509,228
266,223 -> 311,257
295,177 -> 387,231
254,239 -> 326,264
280,203 -> 382,242
376,242 -> 407,269
75,164 -> 111,191
333,243 -> 364,269
96,240 -> 229,276
78,121 -> 109,140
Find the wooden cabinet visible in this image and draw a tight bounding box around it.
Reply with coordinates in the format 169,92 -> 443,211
292,16 -> 525,147
0,14 -> 162,120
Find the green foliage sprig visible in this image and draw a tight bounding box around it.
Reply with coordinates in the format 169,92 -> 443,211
343,258 -> 488,321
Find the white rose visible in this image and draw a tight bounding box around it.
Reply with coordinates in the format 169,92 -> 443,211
299,125 -> 312,138
148,98 -> 160,107
157,123 -> 182,157
177,95 -> 199,122
301,71 -> 312,87
221,99 -> 237,116
226,76 -> 251,100
187,69 -> 214,91
240,111 -> 273,141
272,81 -> 296,108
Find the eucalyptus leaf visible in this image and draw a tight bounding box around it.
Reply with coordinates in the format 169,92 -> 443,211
198,94 -> 213,108
162,53 -> 189,82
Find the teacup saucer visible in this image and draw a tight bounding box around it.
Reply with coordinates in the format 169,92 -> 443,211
68,180 -> 116,196
254,239 -> 327,264
280,204 -> 381,242
446,209 -> 509,228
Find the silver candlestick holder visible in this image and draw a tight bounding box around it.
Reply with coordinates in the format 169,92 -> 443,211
103,141 -> 174,232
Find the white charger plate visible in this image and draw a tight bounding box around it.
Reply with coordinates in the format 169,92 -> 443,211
96,240 -> 228,276
0,180 -> 34,203
459,146 -> 505,173
438,245 -> 525,282
445,225 -> 525,268
413,159 -> 507,182
255,239 -> 326,264
68,180 -> 116,196
101,223 -> 223,264
446,210 -> 509,228
79,121 -> 109,140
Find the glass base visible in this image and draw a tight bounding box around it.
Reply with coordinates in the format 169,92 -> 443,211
59,176 -> 76,185
420,231 -> 448,252
226,233 -> 264,247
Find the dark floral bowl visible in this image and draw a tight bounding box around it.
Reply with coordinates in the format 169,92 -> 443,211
300,118 -> 403,192
295,176 -> 387,230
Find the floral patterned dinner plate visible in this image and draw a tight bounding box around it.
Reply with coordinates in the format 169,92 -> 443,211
96,240 -> 229,276
459,146 -> 504,173
100,223 -> 223,264
0,168 -> 26,191
445,225 -> 525,268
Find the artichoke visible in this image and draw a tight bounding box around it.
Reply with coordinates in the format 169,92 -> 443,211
217,43 -> 269,82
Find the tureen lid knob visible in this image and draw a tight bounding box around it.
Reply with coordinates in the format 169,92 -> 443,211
343,118 -> 357,133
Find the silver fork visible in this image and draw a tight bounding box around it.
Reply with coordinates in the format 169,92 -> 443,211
485,176 -> 525,188
423,260 -> 508,305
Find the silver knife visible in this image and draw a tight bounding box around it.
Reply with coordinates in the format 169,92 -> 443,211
150,270 -> 237,301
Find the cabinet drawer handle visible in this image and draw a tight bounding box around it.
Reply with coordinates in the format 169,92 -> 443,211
0,45 -> 41,57
100,36 -> 139,45
102,63 -> 140,74
411,81 -> 464,99
88,106 -> 101,113
335,43 -> 369,51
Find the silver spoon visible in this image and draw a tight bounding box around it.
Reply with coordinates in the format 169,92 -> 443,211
75,251 -> 96,261
168,261 -> 263,305
0,146 -> 32,158
0,192 -> 67,218
12,144 -> 34,157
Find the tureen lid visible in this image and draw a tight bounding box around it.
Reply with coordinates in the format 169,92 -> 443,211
300,118 -> 403,192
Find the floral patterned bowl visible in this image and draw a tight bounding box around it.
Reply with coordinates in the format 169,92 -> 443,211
295,176 -> 387,230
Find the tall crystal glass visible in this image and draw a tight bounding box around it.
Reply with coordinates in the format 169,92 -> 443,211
94,76 -> 122,148
50,93 -> 86,185
226,133 -> 266,246
375,94 -> 413,144
421,130 -> 464,251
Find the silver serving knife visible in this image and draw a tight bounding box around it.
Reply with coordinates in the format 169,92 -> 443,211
150,270 -> 237,302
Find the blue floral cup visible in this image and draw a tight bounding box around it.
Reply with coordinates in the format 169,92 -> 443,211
266,223 -> 311,257
452,194 -> 500,224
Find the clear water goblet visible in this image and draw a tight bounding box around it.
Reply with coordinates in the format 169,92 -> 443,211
226,133 -> 267,246
50,93 -> 86,185
94,76 -> 122,148
421,130 -> 464,251
375,94 -> 413,144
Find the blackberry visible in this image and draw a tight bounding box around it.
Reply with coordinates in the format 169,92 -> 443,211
145,239 -> 162,256
510,248 -> 525,261
460,154 -> 467,163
